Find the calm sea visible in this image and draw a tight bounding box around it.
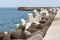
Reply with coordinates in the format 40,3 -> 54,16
0,8 -> 32,32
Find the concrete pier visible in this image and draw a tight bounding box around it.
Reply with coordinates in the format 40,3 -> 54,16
43,9 -> 60,40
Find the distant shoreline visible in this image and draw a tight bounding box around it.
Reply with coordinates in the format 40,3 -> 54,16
18,7 -> 60,11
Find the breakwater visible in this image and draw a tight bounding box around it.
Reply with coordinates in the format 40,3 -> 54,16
0,7 -> 58,40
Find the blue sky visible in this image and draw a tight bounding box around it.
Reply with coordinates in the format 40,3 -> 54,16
0,0 -> 60,7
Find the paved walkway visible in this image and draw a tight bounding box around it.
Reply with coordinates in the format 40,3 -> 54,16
43,9 -> 60,40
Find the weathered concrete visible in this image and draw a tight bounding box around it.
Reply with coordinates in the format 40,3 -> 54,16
12,39 -> 25,40
27,31 -> 43,40
43,9 -> 60,40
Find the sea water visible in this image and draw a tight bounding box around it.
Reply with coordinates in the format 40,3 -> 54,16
0,8 -> 32,32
